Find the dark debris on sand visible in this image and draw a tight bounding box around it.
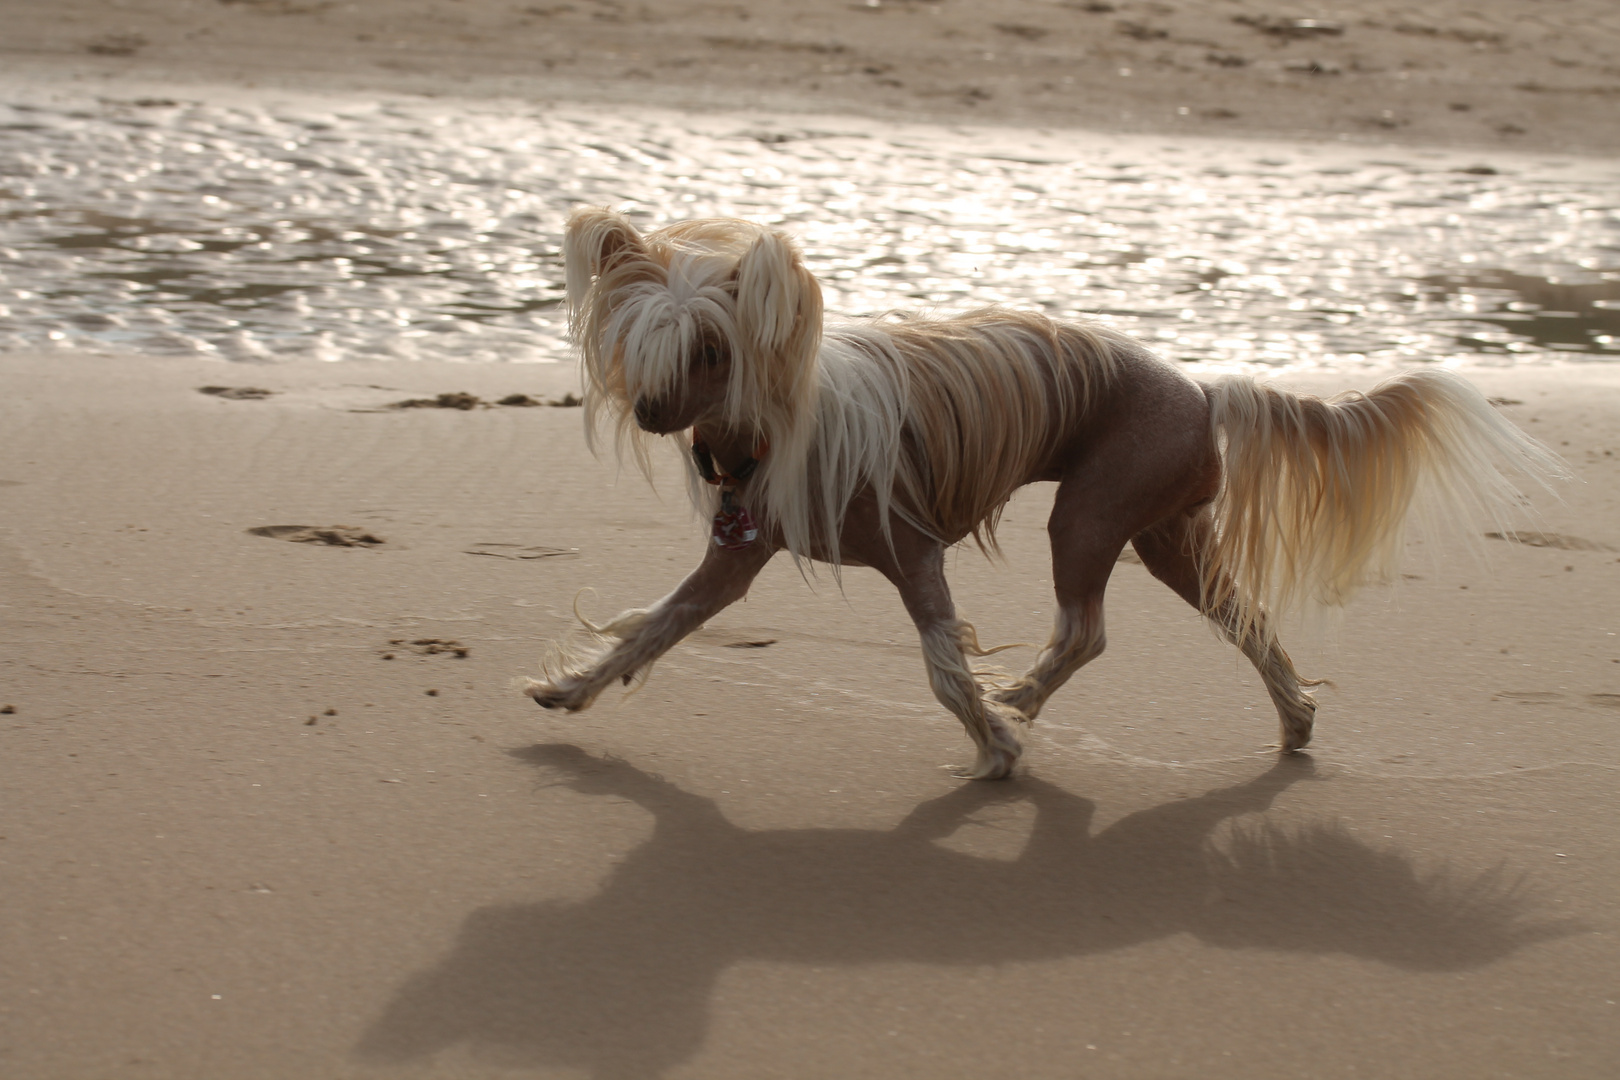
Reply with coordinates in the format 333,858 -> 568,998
463,542 -> 578,560
247,525 -> 385,547
390,391 -> 583,410
391,392 -> 484,410
388,638 -> 470,658
199,385 -> 274,400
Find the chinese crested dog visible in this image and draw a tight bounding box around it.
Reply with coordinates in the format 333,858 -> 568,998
526,207 -> 1563,779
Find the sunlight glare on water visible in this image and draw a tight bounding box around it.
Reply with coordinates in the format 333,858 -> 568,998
1,88 -> 1617,370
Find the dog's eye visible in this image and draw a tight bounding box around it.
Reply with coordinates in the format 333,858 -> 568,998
699,342 -> 724,367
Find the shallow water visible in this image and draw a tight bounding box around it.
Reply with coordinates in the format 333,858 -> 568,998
1,87 -> 1617,369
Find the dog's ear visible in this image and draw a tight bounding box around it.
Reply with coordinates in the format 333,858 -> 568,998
735,228 -> 823,367
563,207 -> 652,300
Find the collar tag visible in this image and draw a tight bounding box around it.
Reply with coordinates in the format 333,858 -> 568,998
711,489 -> 759,550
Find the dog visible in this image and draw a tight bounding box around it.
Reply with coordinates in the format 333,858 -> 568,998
525,207 -> 1565,779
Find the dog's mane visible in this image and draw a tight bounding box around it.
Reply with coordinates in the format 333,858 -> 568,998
566,212 -> 1132,567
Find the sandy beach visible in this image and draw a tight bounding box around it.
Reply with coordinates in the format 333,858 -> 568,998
3,4 -> 1620,1078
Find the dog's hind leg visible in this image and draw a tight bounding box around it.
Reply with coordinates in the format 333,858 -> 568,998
1131,512 -> 1318,751
526,539 -> 775,713
986,601 -> 1108,722
984,480 -> 1120,722
988,361 -> 1218,724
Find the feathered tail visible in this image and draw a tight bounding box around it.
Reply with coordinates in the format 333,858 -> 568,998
1202,369 -> 1567,643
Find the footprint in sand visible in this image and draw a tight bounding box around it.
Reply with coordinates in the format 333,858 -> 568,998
1485,530 -> 1616,552
248,525 -> 385,547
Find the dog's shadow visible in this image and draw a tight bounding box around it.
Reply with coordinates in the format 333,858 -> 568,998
357,746 -> 1572,1079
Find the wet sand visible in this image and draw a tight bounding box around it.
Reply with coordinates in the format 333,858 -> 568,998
2,348 -> 1618,1078
4,7 -> 1620,1078
3,0 -> 1620,155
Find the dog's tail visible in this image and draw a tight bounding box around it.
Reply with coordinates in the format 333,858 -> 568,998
1202,370 -> 1567,642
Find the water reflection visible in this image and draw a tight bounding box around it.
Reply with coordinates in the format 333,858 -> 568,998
1420,269 -> 1620,356
0,92 -> 1616,367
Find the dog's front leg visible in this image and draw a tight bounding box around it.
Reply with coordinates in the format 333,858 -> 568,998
880,542 -> 1024,781
526,539 -> 776,712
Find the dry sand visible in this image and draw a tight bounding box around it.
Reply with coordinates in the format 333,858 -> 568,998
3,5 -> 1620,1078
4,353 -> 1619,1078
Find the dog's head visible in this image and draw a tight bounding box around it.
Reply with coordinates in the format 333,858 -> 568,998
563,208 -> 823,461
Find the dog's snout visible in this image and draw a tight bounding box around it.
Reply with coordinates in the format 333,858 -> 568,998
633,396 -> 660,431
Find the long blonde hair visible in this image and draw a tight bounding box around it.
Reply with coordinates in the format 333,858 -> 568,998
1202,370 -> 1568,642
564,207 -> 1131,564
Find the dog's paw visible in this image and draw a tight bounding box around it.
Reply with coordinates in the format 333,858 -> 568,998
1275,694 -> 1317,753
955,709 -> 1024,780
524,677 -> 595,713
957,742 -> 1020,781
